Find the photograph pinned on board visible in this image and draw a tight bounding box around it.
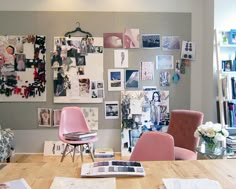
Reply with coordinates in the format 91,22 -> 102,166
53,109 -> 61,127
125,69 -> 139,88
140,61 -> 154,80
162,36 -> 181,50
141,34 -> 160,48
159,71 -> 170,87
114,49 -> 128,68
108,69 -> 124,91
156,55 -> 174,70
38,108 -> 52,127
79,78 -> 90,97
105,101 -> 119,119
124,28 -> 140,48
103,33 -> 123,48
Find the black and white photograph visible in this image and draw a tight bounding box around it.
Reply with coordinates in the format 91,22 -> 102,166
141,34 -> 160,48
38,108 -> 52,127
105,101 -> 119,119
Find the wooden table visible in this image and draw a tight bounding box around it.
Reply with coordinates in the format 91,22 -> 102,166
1,159 -> 236,189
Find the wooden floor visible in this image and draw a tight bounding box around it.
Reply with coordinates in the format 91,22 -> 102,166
10,153 -> 129,163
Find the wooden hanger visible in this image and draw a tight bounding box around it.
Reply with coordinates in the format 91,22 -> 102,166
64,22 -> 93,38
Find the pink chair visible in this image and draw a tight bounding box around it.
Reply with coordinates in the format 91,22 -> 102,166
167,110 -> 204,160
58,106 -> 98,162
129,131 -> 175,161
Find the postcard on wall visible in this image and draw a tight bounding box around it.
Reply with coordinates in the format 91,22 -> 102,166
114,49 -> 128,68
156,55 -> 174,70
160,71 -> 170,87
108,69 -> 124,91
162,36 -> 181,50
38,108 -> 52,127
140,61 -> 154,80
103,33 -> 123,48
105,101 -> 119,119
91,80 -> 104,98
124,28 -> 140,48
141,34 -> 160,48
125,69 -> 139,88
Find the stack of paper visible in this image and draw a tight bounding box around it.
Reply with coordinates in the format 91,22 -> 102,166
0,178 -> 31,189
49,176 -> 116,189
162,178 -> 222,189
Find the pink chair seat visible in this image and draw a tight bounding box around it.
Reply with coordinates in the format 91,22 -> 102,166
174,146 -> 197,160
129,131 -> 175,161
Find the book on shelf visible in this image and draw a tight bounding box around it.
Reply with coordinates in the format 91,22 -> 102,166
81,160 -> 145,177
63,131 -> 97,140
226,137 -> 236,144
94,148 -> 115,158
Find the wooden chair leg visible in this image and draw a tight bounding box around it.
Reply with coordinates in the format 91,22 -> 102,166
61,144 -> 69,162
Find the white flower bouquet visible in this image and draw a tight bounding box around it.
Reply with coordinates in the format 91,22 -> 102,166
194,121 -> 229,150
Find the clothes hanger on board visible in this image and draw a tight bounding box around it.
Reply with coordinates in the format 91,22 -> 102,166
64,22 -> 93,38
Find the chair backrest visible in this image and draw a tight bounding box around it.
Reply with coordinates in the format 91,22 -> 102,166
167,109 -> 204,152
129,131 -> 175,161
58,107 -> 90,139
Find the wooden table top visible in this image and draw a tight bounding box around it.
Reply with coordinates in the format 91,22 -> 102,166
1,159 -> 236,189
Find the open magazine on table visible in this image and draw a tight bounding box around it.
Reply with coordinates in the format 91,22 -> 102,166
81,160 -> 145,177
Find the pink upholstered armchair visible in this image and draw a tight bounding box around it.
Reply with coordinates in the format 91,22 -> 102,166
129,131 -> 175,161
167,110 -> 204,160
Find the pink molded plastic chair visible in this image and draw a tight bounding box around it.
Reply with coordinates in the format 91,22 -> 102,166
58,106 -> 98,162
129,131 -> 175,161
167,110 -> 204,160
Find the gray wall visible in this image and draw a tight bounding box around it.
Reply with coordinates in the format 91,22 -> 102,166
0,11 -> 191,153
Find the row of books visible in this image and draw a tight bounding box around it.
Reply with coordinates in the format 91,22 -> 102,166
221,73 -> 236,100
216,100 -> 236,127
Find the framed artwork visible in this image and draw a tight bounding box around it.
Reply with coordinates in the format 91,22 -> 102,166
229,29 -> 236,44
38,108 -> 52,127
222,60 -> 232,71
108,69 -> 124,91
156,55 -> 174,70
114,49 -> 128,68
125,69 -> 139,88
141,34 -> 160,48
104,101 -> 119,119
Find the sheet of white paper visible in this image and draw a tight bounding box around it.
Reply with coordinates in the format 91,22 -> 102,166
162,178 -> 222,189
1,178 -> 31,189
50,176 -> 116,189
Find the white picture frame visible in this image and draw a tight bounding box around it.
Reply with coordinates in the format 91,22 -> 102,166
105,101 -> 119,119
108,69 -> 124,91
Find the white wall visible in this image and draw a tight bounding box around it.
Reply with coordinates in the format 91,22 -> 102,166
0,0 -> 213,153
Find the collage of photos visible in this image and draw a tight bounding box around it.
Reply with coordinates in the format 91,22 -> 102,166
120,90 -> 170,156
51,36 -> 104,103
0,35 -> 47,101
